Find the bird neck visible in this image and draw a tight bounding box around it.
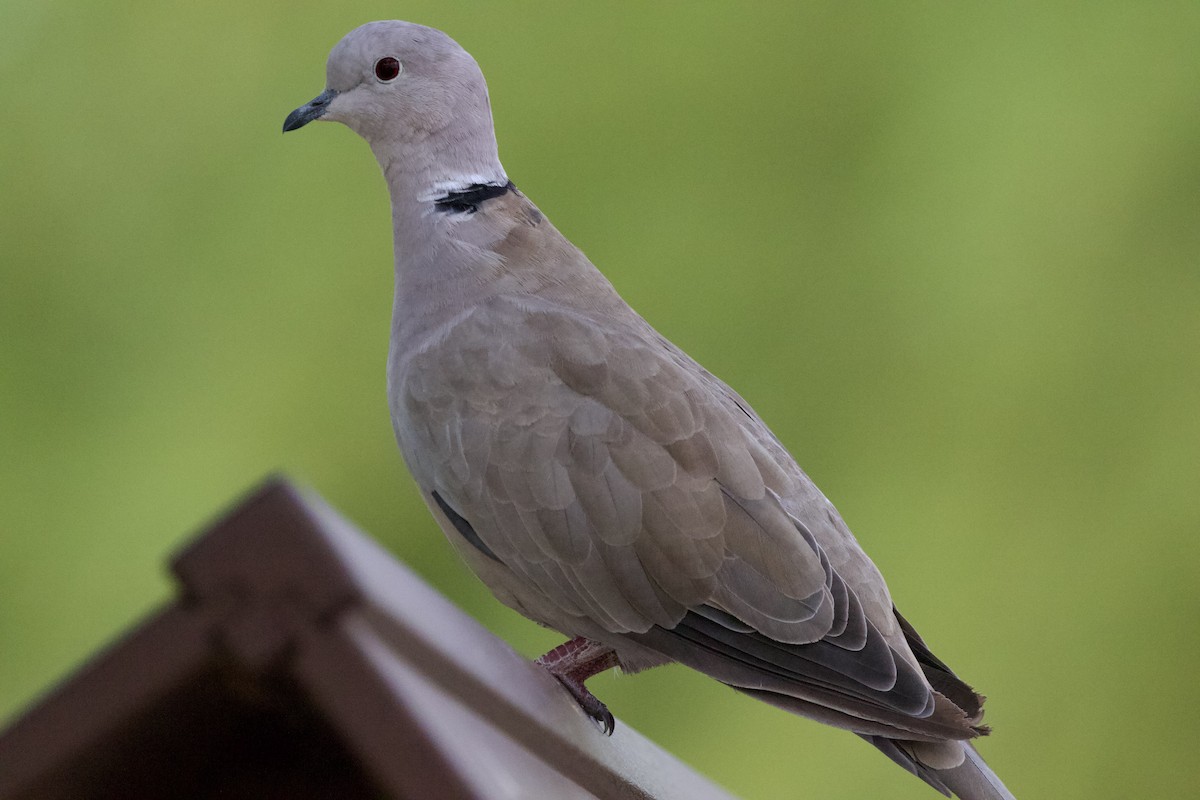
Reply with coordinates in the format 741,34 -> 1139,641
372,125 -> 507,250
371,128 -> 512,345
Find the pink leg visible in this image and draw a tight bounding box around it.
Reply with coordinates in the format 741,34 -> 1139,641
536,637 -> 620,734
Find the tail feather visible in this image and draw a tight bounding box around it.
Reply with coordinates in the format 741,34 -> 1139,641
861,737 -> 1016,800
936,743 -> 1017,800
861,735 -> 953,796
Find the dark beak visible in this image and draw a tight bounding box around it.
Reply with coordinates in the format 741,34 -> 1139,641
282,89 -> 338,133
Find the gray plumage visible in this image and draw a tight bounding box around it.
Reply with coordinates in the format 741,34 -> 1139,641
284,21 -> 1016,800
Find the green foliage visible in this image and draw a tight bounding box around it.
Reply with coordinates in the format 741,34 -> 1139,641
2,3 -> 1198,797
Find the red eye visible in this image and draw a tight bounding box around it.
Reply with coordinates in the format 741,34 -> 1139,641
374,57 -> 401,82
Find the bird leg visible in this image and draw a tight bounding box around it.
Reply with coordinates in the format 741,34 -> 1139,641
535,637 -> 619,734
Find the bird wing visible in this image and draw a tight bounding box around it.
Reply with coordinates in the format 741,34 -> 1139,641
396,294 -> 979,739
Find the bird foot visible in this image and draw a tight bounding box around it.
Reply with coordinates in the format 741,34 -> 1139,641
536,637 -> 619,735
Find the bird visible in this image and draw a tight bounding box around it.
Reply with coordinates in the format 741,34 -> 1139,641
283,20 -> 1016,800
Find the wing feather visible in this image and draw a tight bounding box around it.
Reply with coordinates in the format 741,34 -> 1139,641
396,300 -> 952,734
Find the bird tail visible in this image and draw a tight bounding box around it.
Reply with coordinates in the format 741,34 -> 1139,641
936,743 -> 1017,800
863,737 -> 1016,800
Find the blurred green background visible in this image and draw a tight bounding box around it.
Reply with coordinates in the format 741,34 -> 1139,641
2,2 -> 1198,797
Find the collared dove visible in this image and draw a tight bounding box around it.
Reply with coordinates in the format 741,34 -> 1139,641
283,20 -> 1016,800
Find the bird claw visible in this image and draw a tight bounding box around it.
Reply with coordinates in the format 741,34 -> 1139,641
536,637 -> 619,735
548,673 -> 615,735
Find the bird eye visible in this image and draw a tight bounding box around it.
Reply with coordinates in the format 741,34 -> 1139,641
374,57 -> 401,82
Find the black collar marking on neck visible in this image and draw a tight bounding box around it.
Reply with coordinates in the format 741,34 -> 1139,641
433,180 -> 516,214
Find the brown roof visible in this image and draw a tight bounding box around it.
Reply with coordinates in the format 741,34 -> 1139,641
0,478 -> 739,800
